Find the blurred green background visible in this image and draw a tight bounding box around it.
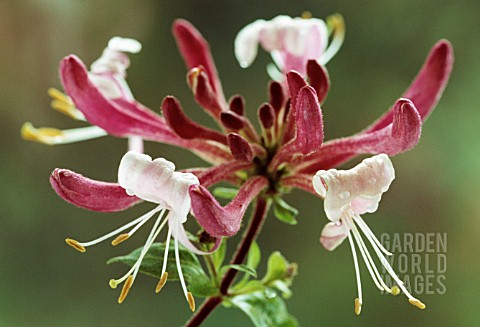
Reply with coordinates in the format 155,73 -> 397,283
1,0 -> 479,326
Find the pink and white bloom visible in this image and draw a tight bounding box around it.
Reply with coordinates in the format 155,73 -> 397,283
41,18 -> 453,316
313,154 -> 425,314
22,37 -> 145,152
234,14 -> 345,77
59,151 -> 221,311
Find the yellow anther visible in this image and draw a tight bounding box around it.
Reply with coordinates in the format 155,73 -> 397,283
409,299 -> 426,310
65,238 -> 86,253
187,292 -> 196,312
48,88 -> 71,103
391,286 -> 400,296
354,298 -> 362,315
301,11 -> 312,19
118,275 -> 134,304
327,13 -> 345,35
188,67 -> 203,90
111,233 -> 130,246
21,122 -> 63,144
155,272 -> 168,293
109,279 -> 118,289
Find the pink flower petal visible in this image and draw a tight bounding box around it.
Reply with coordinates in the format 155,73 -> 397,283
306,59 -> 330,104
50,168 -> 140,212
366,40 -> 453,132
187,67 -> 226,119
189,176 -> 269,237
173,19 -> 225,103
227,133 -> 254,162
61,56 -> 232,164
270,86 -> 324,170
320,221 -> 348,251
282,71 -> 308,143
188,161 -> 252,188
61,56 -> 176,139
295,98 -> 421,173
162,96 -> 227,145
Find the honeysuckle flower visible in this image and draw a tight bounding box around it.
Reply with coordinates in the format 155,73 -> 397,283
234,14 -> 345,77
36,17 -> 453,322
22,37 -> 146,152
59,151 -> 222,310
313,154 -> 425,314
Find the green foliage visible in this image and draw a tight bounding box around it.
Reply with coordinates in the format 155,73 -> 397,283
213,187 -> 239,200
107,243 -> 217,297
229,291 -> 298,327
273,197 -> 298,225
229,249 -> 298,326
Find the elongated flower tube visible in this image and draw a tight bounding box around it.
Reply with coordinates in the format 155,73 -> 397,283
312,154 -> 425,315
58,151 -> 219,310
289,40 -> 453,173
22,37 -> 144,152
235,14 -> 344,77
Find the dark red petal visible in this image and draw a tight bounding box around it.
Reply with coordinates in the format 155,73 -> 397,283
295,99 -> 421,172
366,40 -> 453,132
162,96 -> 227,145
173,19 -> 225,101
189,176 -> 269,237
306,59 -> 330,104
227,133 -> 254,162
50,169 -> 141,212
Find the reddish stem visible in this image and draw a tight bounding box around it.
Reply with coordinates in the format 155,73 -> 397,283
184,197 -> 270,326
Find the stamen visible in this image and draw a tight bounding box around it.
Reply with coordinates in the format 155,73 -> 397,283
21,123 -> 63,145
348,221 -> 387,291
357,216 -> 424,303
118,275 -> 134,304
48,87 -> 71,103
109,279 -> 118,289
354,298 -> 362,315
111,233 -> 130,246
155,272 -> 168,293
391,286 -> 400,296
353,214 -> 393,256
301,11 -> 312,19
160,228 -> 173,278
320,14 -> 345,65
65,238 -> 86,253
173,223 -> 191,309
187,292 -> 196,312
21,123 -> 108,145
409,299 -> 426,310
75,206 -> 162,248
347,217 -> 393,293
346,231 -> 362,307
48,88 -> 85,121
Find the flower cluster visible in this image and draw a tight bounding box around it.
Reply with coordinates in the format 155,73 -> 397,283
23,12 -> 453,322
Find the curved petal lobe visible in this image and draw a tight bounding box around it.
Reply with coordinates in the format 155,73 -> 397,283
50,168 -> 140,212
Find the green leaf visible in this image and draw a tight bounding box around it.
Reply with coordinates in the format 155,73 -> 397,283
108,243 -> 217,297
230,291 -> 298,327
262,251 -> 288,284
246,241 -> 261,270
213,187 -> 239,200
273,197 -> 298,225
220,264 -> 257,278
211,237 -> 227,271
233,280 -> 265,294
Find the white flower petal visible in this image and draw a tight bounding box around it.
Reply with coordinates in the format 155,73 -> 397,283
234,19 -> 265,68
108,37 -> 142,53
314,154 -> 395,221
320,221 -> 349,251
118,152 -> 199,213
168,213 -> 215,255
